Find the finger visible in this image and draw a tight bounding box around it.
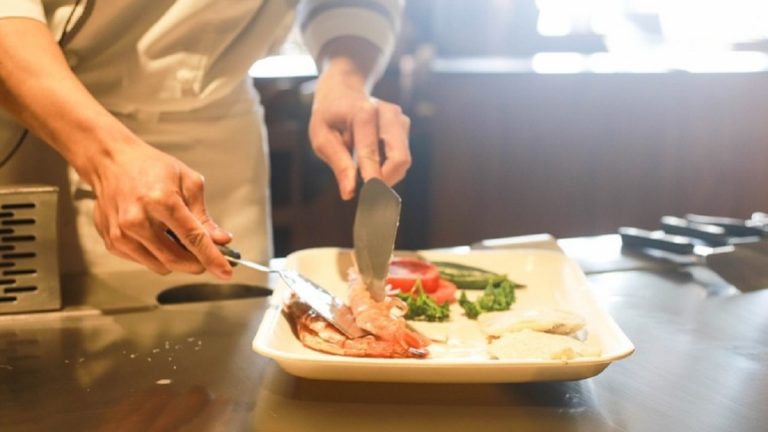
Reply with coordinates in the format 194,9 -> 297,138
180,171 -> 232,245
352,100 -> 382,183
94,203 -> 166,270
116,203 -> 205,274
152,196 -> 232,279
93,202 -> 122,258
378,104 -> 412,185
107,225 -> 171,275
309,119 -> 357,200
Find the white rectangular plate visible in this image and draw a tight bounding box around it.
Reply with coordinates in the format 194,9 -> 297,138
253,247 -> 634,383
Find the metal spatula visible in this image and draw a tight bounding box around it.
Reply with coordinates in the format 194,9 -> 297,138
353,178 -> 402,302
166,230 -> 366,338
217,245 -> 367,338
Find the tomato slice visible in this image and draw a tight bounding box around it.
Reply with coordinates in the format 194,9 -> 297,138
386,258 -> 440,293
429,279 -> 458,305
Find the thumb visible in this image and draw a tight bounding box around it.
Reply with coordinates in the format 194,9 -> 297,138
181,171 -> 232,244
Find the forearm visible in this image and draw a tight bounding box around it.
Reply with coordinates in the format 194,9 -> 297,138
0,17 -> 136,182
317,36 -> 382,94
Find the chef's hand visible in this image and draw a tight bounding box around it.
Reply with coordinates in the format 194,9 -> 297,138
308,42 -> 411,200
83,138 -> 233,279
0,19 -> 232,279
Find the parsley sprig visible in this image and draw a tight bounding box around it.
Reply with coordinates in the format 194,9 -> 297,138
395,280 -> 451,322
459,279 -> 517,319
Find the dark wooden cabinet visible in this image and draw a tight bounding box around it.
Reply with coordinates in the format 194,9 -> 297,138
422,70 -> 768,246
254,1 -> 768,252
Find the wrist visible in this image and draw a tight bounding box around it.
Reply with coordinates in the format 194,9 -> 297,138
62,114 -> 143,186
317,36 -> 383,93
320,57 -> 370,93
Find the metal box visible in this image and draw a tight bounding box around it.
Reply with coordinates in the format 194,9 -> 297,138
0,185 -> 61,314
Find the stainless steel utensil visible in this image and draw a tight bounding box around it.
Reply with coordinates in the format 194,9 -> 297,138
660,215 -> 734,246
217,245 -> 367,339
664,215 -> 768,255
353,178 -> 402,302
619,226 -> 768,292
685,214 -> 766,237
165,229 -> 366,338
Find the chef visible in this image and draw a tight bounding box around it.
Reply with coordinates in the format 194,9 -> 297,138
0,0 -> 410,279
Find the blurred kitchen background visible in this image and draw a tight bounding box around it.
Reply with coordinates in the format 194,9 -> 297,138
252,0 -> 768,256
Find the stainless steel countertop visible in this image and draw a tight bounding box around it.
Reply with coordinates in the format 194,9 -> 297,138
1,235 -> 767,431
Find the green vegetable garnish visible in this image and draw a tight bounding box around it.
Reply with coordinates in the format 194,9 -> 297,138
459,278 -> 518,319
396,280 -> 451,322
433,261 -> 523,290
458,291 -> 481,319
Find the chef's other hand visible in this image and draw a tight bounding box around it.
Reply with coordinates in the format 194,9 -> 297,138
82,138 -> 233,279
309,57 -> 411,200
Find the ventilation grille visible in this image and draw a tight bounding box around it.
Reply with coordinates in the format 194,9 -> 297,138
0,186 -> 60,314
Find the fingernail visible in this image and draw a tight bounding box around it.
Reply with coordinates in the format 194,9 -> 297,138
341,176 -> 356,200
341,187 -> 354,201
218,267 -> 233,280
217,228 -> 233,241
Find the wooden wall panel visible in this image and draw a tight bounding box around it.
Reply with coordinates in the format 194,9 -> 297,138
424,72 -> 768,247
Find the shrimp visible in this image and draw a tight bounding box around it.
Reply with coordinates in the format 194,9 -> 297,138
284,299 -> 428,358
347,277 -> 431,350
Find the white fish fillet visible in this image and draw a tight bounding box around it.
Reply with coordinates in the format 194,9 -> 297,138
488,329 -> 601,360
477,307 -> 586,337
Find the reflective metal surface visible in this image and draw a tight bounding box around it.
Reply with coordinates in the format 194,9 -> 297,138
1,236 -> 767,431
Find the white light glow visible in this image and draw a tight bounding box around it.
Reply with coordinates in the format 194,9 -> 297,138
534,0 -> 768,72
537,11 -> 573,36
532,52 -> 587,73
586,52 -> 669,73
248,54 -> 318,78
672,51 -> 768,73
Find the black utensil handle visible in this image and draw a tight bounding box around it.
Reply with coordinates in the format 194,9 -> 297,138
619,226 -> 696,255
660,216 -> 730,246
216,244 -> 241,260
685,214 -> 765,237
164,229 -> 241,263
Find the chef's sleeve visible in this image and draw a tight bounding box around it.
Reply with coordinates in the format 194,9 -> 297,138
0,0 -> 46,22
298,0 -> 403,80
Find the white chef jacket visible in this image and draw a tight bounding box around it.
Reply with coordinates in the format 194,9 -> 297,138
0,0 -> 402,275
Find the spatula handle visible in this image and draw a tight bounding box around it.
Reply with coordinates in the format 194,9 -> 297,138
165,228 -> 241,265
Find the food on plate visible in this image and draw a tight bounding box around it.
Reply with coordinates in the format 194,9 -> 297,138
283,268 -> 431,358
477,308 -> 586,336
388,258 -> 522,319
433,261 -> 516,289
284,298 -> 428,358
458,279 -> 518,319
348,275 -> 431,350
387,257 -> 459,306
282,254 -> 599,362
395,281 -> 451,322
487,329 -> 601,360
427,279 -> 459,305
386,257 -> 440,293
